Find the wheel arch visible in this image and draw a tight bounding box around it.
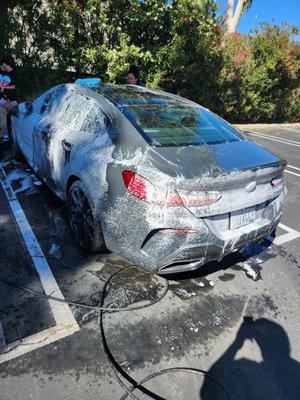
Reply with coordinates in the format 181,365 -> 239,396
7,105 -> 19,139
66,175 -> 106,252
66,174 -> 80,198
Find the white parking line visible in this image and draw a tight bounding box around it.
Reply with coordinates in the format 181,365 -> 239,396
0,165 -> 79,363
0,326 -> 75,363
247,131 -> 300,147
247,130 -> 300,145
287,165 -> 300,171
267,223 -> 300,245
285,170 -> 300,178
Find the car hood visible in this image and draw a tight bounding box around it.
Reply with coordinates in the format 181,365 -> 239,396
141,140 -> 284,179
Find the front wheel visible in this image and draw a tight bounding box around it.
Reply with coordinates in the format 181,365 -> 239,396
67,180 -> 106,253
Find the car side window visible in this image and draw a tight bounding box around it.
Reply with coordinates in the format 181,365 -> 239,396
40,86 -> 65,116
23,93 -> 46,115
57,92 -> 109,135
81,106 -> 109,136
57,92 -> 90,130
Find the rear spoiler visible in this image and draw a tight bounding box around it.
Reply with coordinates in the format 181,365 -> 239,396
240,158 -> 287,172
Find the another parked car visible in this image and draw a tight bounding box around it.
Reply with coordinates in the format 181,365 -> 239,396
8,82 -> 286,273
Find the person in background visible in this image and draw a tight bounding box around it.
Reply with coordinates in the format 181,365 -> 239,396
126,65 -> 144,86
0,56 -> 18,140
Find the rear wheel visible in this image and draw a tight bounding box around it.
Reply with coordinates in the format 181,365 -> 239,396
67,180 -> 106,253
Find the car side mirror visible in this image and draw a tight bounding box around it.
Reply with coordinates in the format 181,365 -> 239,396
19,102 -> 33,115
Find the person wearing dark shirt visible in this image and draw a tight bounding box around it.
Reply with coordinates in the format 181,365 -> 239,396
0,56 -> 18,138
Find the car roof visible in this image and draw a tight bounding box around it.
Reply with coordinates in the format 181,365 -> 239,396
94,84 -> 199,108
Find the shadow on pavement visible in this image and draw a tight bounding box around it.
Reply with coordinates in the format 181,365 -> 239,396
200,317 -> 300,400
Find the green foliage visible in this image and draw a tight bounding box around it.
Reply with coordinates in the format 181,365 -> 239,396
160,0 -> 223,111
0,1 -> 299,122
220,23 -> 300,122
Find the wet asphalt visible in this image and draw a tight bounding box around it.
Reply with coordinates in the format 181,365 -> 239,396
0,126 -> 299,400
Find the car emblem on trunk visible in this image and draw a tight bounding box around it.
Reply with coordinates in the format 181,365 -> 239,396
246,181 -> 257,192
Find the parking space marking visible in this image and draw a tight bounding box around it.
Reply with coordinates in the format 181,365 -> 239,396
247,130 -> 300,145
0,325 -> 78,363
288,165 -> 300,171
0,165 -> 79,363
267,223 -> 300,245
247,131 -> 300,147
285,169 -> 300,178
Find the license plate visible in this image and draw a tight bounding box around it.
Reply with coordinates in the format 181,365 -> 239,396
231,207 -> 256,229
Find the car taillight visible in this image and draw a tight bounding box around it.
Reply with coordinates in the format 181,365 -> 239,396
162,228 -> 198,234
122,170 -> 221,207
271,176 -> 284,187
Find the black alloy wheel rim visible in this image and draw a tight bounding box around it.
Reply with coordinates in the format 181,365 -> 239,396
69,185 -> 96,249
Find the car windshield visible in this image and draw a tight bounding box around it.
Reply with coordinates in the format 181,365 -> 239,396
100,85 -> 245,146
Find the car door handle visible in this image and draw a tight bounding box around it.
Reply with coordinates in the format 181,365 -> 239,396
62,139 -> 72,148
61,140 -> 72,164
40,124 -> 52,136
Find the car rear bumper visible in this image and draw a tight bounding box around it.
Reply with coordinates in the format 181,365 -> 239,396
157,219 -> 279,274
136,215 -> 280,274
103,190 -> 285,274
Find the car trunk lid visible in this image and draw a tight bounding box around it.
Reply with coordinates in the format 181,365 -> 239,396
139,139 -> 286,217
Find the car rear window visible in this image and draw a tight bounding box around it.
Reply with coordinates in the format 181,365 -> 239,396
98,85 -> 244,146
116,96 -> 244,146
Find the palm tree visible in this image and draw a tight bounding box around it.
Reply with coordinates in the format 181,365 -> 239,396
226,0 -> 253,34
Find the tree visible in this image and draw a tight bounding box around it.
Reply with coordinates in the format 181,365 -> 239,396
226,0 -> 253,34
0,0 -> 298,122
220,23 -> 300,122
159,0 -> 223,110
0,0 -> 19,51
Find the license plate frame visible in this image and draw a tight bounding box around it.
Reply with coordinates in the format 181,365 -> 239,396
230,206 -> 256,229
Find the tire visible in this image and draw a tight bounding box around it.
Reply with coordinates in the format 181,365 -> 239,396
67,180 -> 106,253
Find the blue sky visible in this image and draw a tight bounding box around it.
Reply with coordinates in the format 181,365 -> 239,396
218,0 -> 300,40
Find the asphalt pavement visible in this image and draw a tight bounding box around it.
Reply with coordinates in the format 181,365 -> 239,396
0,124 -> 299,400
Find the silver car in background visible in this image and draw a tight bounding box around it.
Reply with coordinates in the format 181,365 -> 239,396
9,82 -> 286,274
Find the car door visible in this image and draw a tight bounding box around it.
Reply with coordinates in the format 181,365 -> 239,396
32,88 -> 108,196
16,95 -> 46,164
56,91 -> 112,194
32,86 -> 66,188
